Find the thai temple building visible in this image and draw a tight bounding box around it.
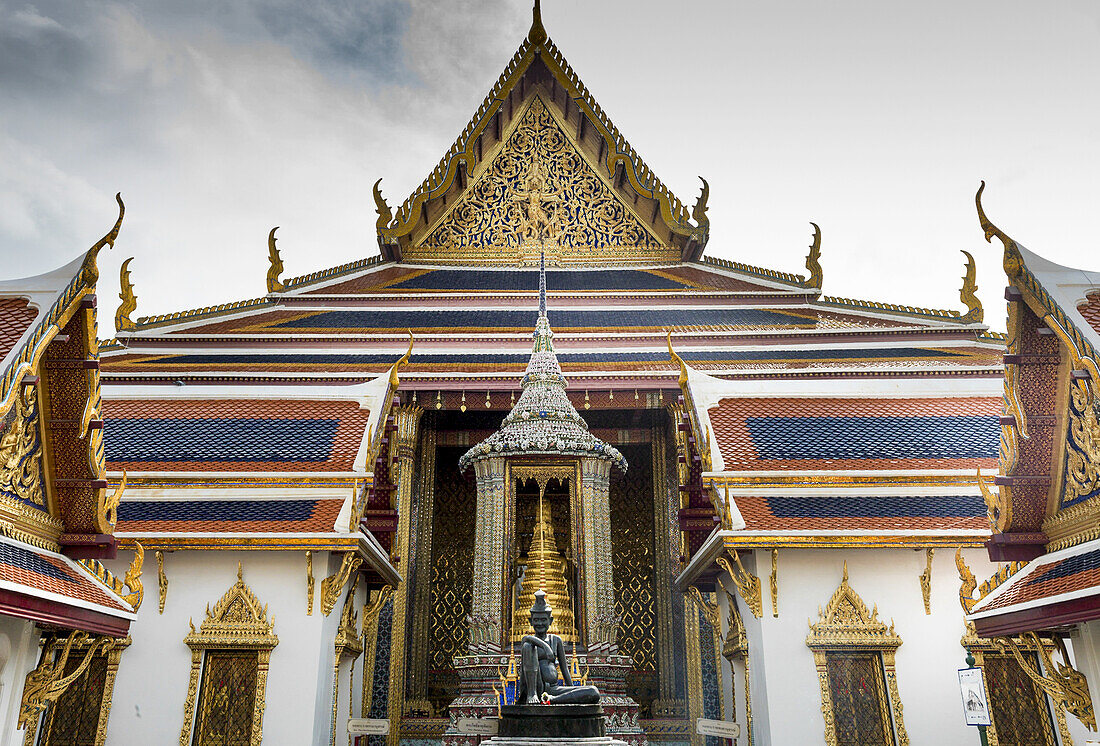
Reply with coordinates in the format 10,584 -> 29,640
961,185 -> 1100,740
2,3 -> 1099,746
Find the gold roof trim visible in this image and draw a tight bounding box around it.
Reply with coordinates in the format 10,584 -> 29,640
818,294 -> 963,322
133,296 -> 272,329
700,256 -> 807,288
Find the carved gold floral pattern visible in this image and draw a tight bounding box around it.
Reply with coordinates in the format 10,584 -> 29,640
1063,378 -> 1100,508
416,97 -> 670,264
0,387 -> 45,507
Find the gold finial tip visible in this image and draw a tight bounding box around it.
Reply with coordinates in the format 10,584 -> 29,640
529,0 -> 546,43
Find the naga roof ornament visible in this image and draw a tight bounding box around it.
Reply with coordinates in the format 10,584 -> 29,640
802,222 -> 823,290
458,251 -> 627,472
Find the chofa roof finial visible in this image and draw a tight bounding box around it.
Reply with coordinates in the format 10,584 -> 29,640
266,227 -> 284,293
529,0 -> 547,45
115,257 -> 137,332
974,181 -> 1023,279
959,250 -> 984,325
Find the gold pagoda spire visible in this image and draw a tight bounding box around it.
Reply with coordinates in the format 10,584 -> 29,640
513,490 -> 576,642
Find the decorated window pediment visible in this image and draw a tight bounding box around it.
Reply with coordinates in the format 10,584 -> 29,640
179,565 -> 277,746
806,564 -> 908,746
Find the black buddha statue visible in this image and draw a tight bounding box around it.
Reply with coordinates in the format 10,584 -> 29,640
518,590 -> 600,705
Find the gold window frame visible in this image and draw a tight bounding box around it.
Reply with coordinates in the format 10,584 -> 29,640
961,631 -> 1072,746
805,564 -> 908,746
30,635 -> 130,746
178,565 -> 278,746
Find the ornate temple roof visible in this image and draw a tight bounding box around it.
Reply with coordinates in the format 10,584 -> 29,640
963,184 -> 1100,636
458,256 -> 626,472
374,2 -> 708,263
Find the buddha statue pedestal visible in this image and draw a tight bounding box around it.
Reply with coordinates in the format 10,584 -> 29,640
487,704 -> 628,746
445,653 -> 643,746
445,592 -> 645,746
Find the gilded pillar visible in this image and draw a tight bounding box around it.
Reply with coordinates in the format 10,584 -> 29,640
684,602 -> 705,746
386,405 -> 423,746
652,419 -> 685,715
471,457 -> 509,649
579,457 -> 614,648
404,423 -> 437,711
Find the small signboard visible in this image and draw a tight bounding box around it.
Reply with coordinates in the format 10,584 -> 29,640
456,717 -> 500,735
696,718 -> 741,739
958,667 -> 991,726
348,718 -> 390,736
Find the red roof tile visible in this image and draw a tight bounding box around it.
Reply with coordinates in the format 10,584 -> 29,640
0,298 -> 38,363
102,398 -> 370,472
975,545 -> 1100,614
116,498 -> 344,533
708,397 -> 1002,471
733,493 -> 989,533
0,539 -> 131,614
1079,291 -> 1100,337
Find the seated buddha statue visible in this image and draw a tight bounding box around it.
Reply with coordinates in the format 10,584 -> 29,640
518,591 -> 600,705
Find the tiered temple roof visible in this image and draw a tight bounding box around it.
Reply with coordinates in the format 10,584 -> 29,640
0,203 -> 140,636
963,185 -> 1100,636
97,4 -> 1004,572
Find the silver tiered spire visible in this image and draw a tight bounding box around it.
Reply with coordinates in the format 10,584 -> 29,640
457,254 -> 627,473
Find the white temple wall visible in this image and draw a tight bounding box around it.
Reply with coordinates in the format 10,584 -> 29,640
718,547 -> 1013,746
0,616 -> 39,746
104,549 -> 332,746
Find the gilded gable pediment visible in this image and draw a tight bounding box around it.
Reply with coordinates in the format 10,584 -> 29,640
407,97 -> 674,266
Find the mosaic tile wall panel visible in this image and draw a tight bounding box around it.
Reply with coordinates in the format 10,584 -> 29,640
698,608 -> 721,746
368,598 -> 394,746
610,443 -> 658,714
426,447 -> 477,711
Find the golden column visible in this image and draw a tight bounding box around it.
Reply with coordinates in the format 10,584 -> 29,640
386,404 -> 423,746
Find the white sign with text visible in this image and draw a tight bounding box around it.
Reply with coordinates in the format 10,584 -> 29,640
347,718 -> 390,736
696,718 -> 741,739
958,667 -> 991,726
456,717 -> 500,735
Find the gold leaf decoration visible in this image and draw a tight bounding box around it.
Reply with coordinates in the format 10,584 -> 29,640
115,257 -> 137,331
0,386 -> 45,507
959,250 -> 984,324
413,97 -> 672,264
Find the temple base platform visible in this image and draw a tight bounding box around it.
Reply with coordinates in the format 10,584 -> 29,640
443,653 -> 647,746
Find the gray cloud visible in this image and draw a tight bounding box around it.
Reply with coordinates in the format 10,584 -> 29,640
0,0 -> 1096,333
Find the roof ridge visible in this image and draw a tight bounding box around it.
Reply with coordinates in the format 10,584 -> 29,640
133,296 -> 272,330
818,294 -> 964,323
281,255 -> 387,291
699,256 -> 807,288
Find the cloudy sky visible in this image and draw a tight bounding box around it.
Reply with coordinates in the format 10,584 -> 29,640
1,0 -> 1098,333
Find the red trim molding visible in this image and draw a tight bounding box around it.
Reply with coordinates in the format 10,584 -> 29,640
973,594 -> 1100,638
0,588 -> 130,637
